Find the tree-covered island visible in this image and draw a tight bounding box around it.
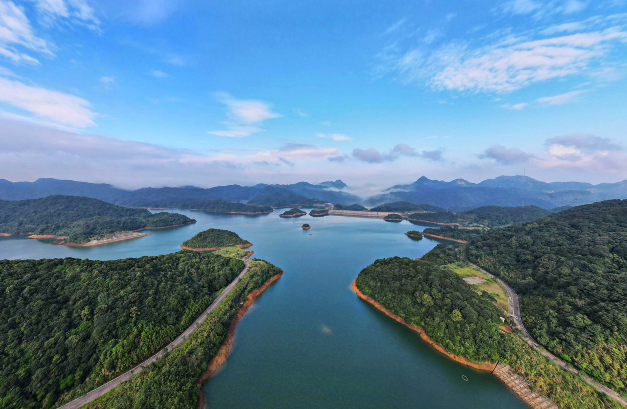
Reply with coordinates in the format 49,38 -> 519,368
309,208 -> 329,217
181,228 -> 252,251
405,230 -> 423,239
0,195 -> 195,245
383,213 -> 403,222
279,208 -> 307,218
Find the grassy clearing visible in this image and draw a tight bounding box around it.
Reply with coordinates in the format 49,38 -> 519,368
213,246 -> 249,259
448,263 -> 508,313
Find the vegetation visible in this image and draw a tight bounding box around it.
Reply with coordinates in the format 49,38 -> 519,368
333,203 -> 367,211
0,195 -> 194,244
423,226 -> 486,242
248,188 -> 325,208
408,205 -> 553,227
0,251 -> 244,409
405,230 -> 423,239
383,213 -> 403,222
182,228 -> 250,249
420,244 -> 460,265
84,260 -> 282,409
357,253 -> 622,408
279,208 -> 306,217
466,199 -> 627,394
371,201 -> 442,213
213,247 -> 249,259
302,223 -> 311,229
309,209 -> 329,216
147,199 -> 272,214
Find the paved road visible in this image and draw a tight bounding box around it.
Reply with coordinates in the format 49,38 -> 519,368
468,262 -> 627,407
59,260 -> 251,409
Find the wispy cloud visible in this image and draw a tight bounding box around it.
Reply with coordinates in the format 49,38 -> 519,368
251,143 -> 341,163
100,75 -> 115,85
0,0 -> 53,64
480,145 -> 537,164
353,144 -> 443,163
31,0 -> 100,30
317,132 -> 352,141
322,120 -> 331,126
208,93 -> 282,137
384,18 -> 407,35
150,69 -> 168,78
294,108 -> 308,117
537,90 -> 584,105
376,14 -> 627,94
0,77 -> 96,127
502,102 -> 529,110
497,0 -> 590,19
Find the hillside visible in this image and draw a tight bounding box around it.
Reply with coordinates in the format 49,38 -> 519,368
139,199 -> 272,214
182,228 -> 251,250
247,186 -> 325,208
0,252 -> 244,409
0,196 -> 194,244
408,205 -> 553,227
466,199 -> 627,394
370,201 -> 443,213
366,176 -> 627,210
333,203 -> 367,211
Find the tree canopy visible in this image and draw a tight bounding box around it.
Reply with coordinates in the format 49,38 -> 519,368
0,195 -> 194,244
182,228 -> 250,249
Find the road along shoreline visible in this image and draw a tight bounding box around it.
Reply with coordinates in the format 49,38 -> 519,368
196,271 -> 283,409
351,279 -> 496,371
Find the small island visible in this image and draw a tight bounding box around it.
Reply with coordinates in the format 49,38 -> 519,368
279,208 -> 307,218
383,213 -> 403,222
302,223 -> 311,230
309,209 -> 329,217
333,203 -> 367,211
181,228 -> 252,251
404,230 -> 423,239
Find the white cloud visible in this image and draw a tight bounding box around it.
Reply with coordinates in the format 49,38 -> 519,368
502,102 -> 529,110
100,75 -> 115,84
32,0 -> 99,29
377,15 -> 627,94
0,1 -> 52,64
317,132 -> 352,141
251,143 -> 342,162
384,18 -> 406,35
0,77 -> 96,127
498,0 -> 590,19
293,108 -> 308,117
150,69 -> 168,78
208,126 -> 263,138
537,90 -> 584,105
209,93 -> 282,137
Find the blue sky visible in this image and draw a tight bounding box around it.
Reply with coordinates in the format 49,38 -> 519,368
1,0 -> 627,191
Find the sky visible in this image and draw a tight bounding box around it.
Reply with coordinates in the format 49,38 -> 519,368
1,0 -> 627,192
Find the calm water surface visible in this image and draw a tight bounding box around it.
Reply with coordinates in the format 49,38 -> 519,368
0,210 -> 526,409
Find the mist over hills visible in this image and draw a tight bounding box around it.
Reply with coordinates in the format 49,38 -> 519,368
1,175 -> 626,211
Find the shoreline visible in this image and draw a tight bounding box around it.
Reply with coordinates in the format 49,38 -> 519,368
63,232 -> 150,247
279,213 -> 306,218
181,243 -> 253,252
196,271 -> 284,409
138,220 -> 197,230
404,233 -> 423,239
422,233 -> 469,244
351,279 -> 496,372
407,219 -> 460,226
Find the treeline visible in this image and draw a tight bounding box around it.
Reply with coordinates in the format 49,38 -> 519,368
371,201 -> 442,213
182,228 -> 250,249
423,226 -> 486,242
0,195 -> 194,244
0,251 -> 244,408
355,257 -> 506,362
280,208 -> 306,217
138,199 -> 273,214
82,260 -> 283,409
409,205 -> 553,227
248,187 -> 325,208
333,203 -> 367,211
466,199 -> 627,394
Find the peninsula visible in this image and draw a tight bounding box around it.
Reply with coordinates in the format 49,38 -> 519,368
181,228 -> 252,251
404,230 -> 423,239
0,195 -> 195,245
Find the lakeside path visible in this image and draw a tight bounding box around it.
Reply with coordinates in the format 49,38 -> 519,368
58,260 -> 251,409
467,262 -> 627,407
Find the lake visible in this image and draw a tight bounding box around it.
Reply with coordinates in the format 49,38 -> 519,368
0,210 -> 526,409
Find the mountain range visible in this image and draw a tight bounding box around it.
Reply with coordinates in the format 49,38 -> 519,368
1,176 -> 626,211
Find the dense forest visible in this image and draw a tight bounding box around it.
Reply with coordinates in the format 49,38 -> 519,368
357,253 -> 621,408
405,230 -> 423,239
248,187 -> 325,208
371,201 -> 442,213
309,209 -> 329,216
82,260 -> 283,409
0,196 -> 194,244
0,251 -> 244,408
466,199 -> 627,394
423,226 -> 486,242
355,257 -> 506,362
181,228 -> 250,249
383,213 -> 403,222
409,205 -> 553,227
137,199 -> 272,214
279,208 -> 306,217
333,203 -> 367,211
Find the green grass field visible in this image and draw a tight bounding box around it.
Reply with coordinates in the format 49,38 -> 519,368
214,246 -> 249,259
448,263 -> 508,312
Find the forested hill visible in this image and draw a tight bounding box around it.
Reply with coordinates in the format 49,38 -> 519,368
182,228 -> 251,249
0,195 -> 194,244
139,199 -> 273,214
0,252 -> 244,409
408,205 -> 553,227
466,199 -> 627,394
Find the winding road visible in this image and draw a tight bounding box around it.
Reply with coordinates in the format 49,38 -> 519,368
59,260 -> 251,409
468,262 -> 627,407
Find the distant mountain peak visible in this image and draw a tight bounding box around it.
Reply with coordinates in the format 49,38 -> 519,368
319,180 -> 347,189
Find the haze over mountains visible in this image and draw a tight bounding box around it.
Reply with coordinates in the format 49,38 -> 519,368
1,176 -> 626,210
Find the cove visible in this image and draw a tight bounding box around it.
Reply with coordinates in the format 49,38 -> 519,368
0,210 -> 527,409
